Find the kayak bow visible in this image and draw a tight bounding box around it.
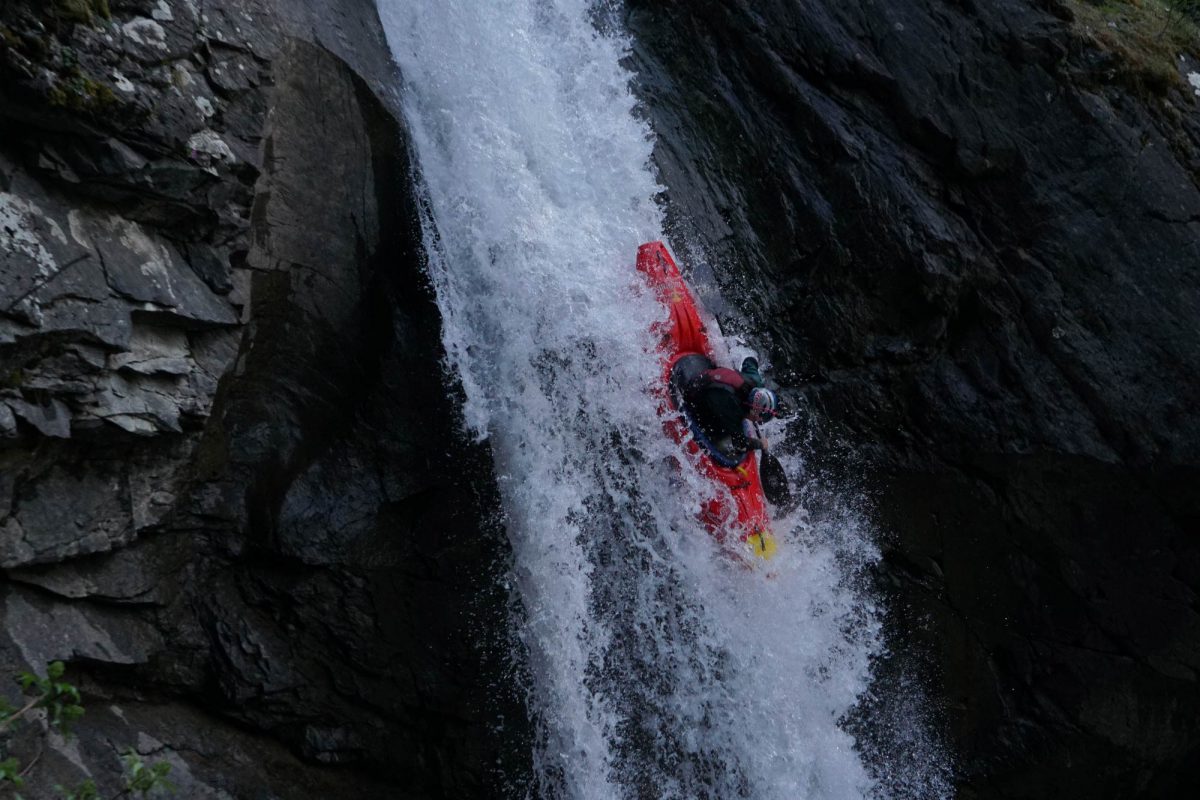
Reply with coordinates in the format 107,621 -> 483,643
636,241 -> 778,562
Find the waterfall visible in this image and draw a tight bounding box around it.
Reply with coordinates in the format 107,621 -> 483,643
377,1 -> 915,797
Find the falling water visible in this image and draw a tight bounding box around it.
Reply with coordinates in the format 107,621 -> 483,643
377,1 -> 944,797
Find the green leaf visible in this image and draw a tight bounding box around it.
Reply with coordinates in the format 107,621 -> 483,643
46,661 -> 65,680
120,751 -> 176,796
0,756 -> 24,786
56,778 -> 99,800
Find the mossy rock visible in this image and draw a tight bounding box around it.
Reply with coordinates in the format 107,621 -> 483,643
0,368 -> 26,390
47,70 -> 119,113
51,0 -> 111,25
1067,0 -> 1200,96
0,26 -> 21,49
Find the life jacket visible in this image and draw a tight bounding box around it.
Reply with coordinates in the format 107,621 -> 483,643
683,367 -> 750,419
695,367 -> 748,397
683,367 -> 754,451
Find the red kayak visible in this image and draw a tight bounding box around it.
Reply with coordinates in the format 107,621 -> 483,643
636,241 -> 778,561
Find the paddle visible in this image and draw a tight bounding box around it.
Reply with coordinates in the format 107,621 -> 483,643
759,449 -> 792,507
745,418 -> 792,507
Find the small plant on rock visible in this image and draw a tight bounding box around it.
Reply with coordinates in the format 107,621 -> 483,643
13,661 -> 86,735
1,660 -> 85,743
56,779 -> 98,800
0,662 -> 175,799
120,753 -> 174,798
0,758 -> 23,791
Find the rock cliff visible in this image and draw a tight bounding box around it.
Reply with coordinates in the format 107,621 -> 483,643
627,0 -> 1200,796
5,0 -> 1198,797
1,1 -> 513,797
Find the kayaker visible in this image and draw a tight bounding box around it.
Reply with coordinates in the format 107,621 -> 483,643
683,357 -> 778,456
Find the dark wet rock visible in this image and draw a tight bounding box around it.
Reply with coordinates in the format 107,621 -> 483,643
8,533 -> 186,603
1,1 -> 513,798
1,583 -> 166,667
628,0 -> 1200,796
5,396 -> 72,438
0,688 -> 398,800
0,460 -> 132,567
180,240 -> 233,294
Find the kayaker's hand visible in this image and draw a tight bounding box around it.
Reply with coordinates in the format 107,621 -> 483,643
757,436 -> 769,452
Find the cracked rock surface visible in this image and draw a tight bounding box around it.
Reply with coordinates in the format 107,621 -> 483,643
628,0 -> 1200,796
1,1 -> 515,798
8,0 -> 1197,797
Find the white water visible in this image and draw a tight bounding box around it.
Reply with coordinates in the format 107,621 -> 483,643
378,2 -> 900,797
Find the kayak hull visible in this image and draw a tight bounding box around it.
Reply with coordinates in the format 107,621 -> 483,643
636,241 -> 776,560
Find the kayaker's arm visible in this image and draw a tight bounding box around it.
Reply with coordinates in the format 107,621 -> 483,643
736,421 -> 768,452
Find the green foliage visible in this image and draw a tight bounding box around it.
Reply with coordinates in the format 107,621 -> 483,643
2,663 -> 177,798
14,660 -> 86,735
2,662 -> 83,795
120,753 -> 174,798
1069,0 -> 1200,95
56,778 -> 99,800
0,756 -> 24,787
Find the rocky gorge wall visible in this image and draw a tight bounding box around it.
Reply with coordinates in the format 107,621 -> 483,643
1,1 -> 514,797
626,0 -> 1200,797
4,0 -> 1198,798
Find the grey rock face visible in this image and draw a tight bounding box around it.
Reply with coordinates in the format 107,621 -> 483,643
628,0 -> 1200,796
1,1 -> 514,798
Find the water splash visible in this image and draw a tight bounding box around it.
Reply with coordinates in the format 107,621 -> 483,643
377,1 -> 931,797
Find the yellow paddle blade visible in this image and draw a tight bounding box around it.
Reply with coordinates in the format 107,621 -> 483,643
745,529 -> 778,561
